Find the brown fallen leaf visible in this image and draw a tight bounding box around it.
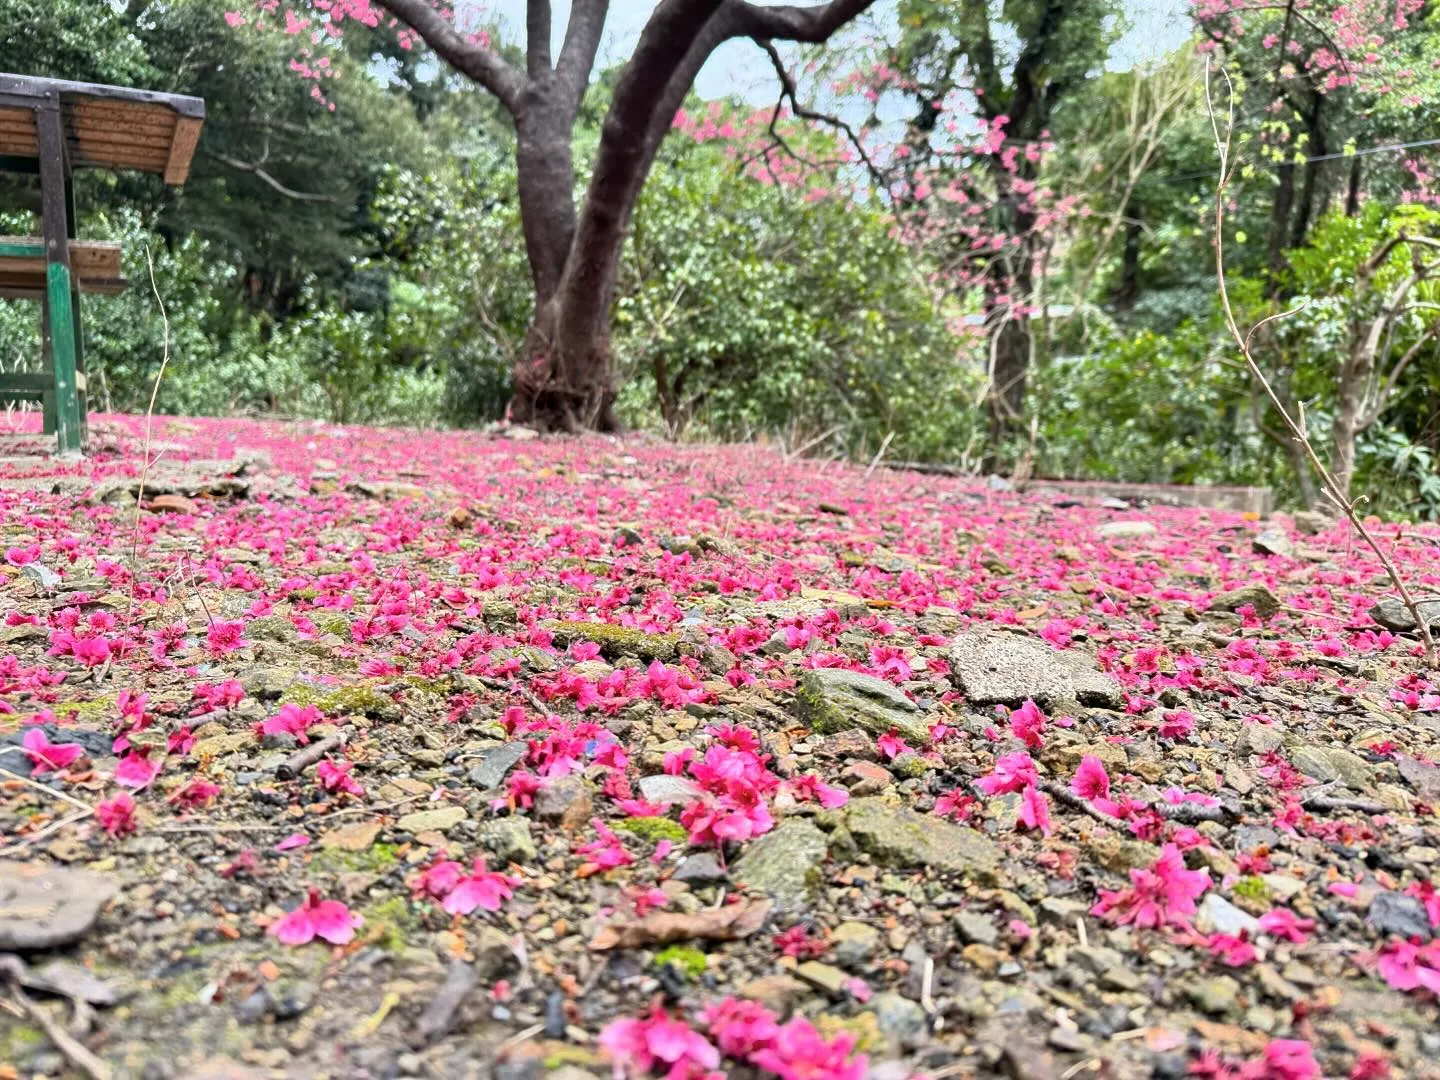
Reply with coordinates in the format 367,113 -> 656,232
590,898 -> 772,950
146,493 -> 198,514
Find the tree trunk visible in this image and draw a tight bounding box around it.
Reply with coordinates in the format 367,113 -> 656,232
1331,378 -> 1361,504
1112,214 -> 1142,311
988,316 -> 1030,446
1268,161 -> 1295,275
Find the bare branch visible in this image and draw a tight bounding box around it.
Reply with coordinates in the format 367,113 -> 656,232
205,150 -> 338,202
556,0 -> 610,105
731,0 -> 875,42
372,0 -> 526,115
1204,58 -> 1438,668
1363,318 -> 1440,428
526,0 -> 553,78
753,36 -> 886,187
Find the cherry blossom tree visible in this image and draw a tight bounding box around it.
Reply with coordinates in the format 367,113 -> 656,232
229,0 -> 877,431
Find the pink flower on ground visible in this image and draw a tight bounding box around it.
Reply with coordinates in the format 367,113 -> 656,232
789,773 -> 848,808
95,792 -> 136,837
700,996 -> 780,1058
1257,907 -> 1314,943
274,833 -> 310,852
205,619 -> 247,654
256,702 -> 322,744
1253,1039 -> 1321,1080
410,859 -> 465,900
876,729 -> 910,759
315,758 -> 365,797
977,751 -> 1038,795
773,924 -> 829,959
270,888 -> 362,946
115,747 -> 161,789
21,728 -> 83,774
1091,843 -> 1210,930
1018,783 -> 1052,836
599,1005 -> 720,1078
441,859 -> 518,915
1009,698 -> 1047,748
1157,709 -> 1195,740
934,790 -> 978,821
749,1016 -> 868,1080
1072,754 -> 1110,801
1374,940 -> 1440,993
168,779 -> 221,809
1207,932 -> 1257,967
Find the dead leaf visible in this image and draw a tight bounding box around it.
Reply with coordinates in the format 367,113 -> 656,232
146,493 -> 198,514
319,820 -> 383,851
589,898 -> 772,950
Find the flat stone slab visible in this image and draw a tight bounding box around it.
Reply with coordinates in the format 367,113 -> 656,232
844,797 -> 998,881
792,667 -> 930,744
949,632 -> 1122,709
0,860 -> 118,950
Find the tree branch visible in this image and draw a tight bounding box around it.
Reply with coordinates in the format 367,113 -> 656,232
205,151 -> 338,202
556,0 -> 610,106
527,0 -> 553,78
731,0 -> 875,41
753,37 -> 885,187
372,0 -> 526,115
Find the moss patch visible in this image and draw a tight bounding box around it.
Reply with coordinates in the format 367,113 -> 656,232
362,895 -> 421,952
545,620 -> 680,662
282,680 -> 401,721
614,816 -> 688,844
654,945 -> 707,979
311,841 -> 401,875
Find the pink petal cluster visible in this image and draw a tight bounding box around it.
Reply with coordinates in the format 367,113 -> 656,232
21,728 -> 83,774
94,792 -> 136,837
1091,843 -> 1210,930
599,1004 -> 720,1079
315,758 -> 365,797
270,888 -> 362,946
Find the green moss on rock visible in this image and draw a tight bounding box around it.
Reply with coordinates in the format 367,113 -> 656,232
654,945 -> 707,979
282,680 -> 401,721
614,816 -> 688,843
546,620 -> 680,662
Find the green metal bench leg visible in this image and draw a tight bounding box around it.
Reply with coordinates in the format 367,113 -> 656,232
47,264 -> 82,453
71,283 -> 87,441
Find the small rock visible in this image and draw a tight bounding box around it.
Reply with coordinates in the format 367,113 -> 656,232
1251,529 -> 1293,558
795,960 -> 849,996
871,992 -> 928,1049
467,742 -> 528,789
1292,511 -> 1330,535
845,797 -> 999,880
953,911 -> 999,946
1369,597 -> 1440,633
1291,745 -> 1373,789
1197,894 -> 1260,937
1209,584 -> 1281,619
734,821 -> 829,911
1188,976 -> 1240,1016
319,820 -> 383,851
831,921 -> 882,967
1099,966 -> 1141,992
1097,521 -> 1155,540
1369,891 -> 1433,941
396,806 -> 468,834
738,974 -> 808,1013
478,818 -> 537,864
793,668 -> 931,744
672,852 -> 727,885
637,774 -> 704,806
534,774 -> 593,828
1233,722 -> 1284,757
409,748 -> 446,768
842,760 -> 893,796
960,943 -> 1006,974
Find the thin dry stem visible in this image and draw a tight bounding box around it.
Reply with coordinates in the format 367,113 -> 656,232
128,244 -> 172,614
1204,60 -> 1437,667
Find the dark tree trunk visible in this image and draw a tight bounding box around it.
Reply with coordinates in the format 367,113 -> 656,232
1290,93 -> 1325,250
1345,156 -> 1362,216
1112,214 -> 1142,311
372,0 -> 876,432
1268,161 -> 1295,274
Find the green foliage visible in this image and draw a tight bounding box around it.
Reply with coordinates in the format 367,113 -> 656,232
616,138 -> 980,461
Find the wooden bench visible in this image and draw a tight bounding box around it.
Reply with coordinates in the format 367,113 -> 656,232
0,74 -> 204,453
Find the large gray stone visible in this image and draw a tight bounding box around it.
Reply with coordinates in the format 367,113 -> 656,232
478,818 -> 536,864
844,797 -> 999,881
0,861 -> 117,950
793,668 -> 930,744
1209,584 -> 1281,619
1096,521 -> 1155,540
948,632 -> 1121,709
734,820 -> 829,911
1369,890 -> 1433,941
1291,745 -> 1373,790
466,742 -> 527,790
1369,597 -> 1440,633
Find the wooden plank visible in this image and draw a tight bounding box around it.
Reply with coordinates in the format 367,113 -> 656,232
163,116 -> 203,185
0,74 -> 205,119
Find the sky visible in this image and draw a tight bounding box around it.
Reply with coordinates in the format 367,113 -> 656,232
478,0 -> 1195,101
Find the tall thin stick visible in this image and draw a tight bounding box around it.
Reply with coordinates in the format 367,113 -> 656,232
1204,60 -> 1437,667
128,244 -> 172,613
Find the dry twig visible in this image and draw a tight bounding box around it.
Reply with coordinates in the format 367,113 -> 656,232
1204,60 -> 1438,668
